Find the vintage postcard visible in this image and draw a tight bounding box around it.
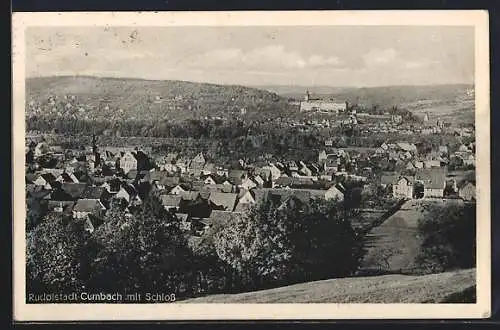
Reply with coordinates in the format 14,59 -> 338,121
12,11 -> 490,321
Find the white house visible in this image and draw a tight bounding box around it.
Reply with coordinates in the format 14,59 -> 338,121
318,150 -> 328,164
324,185 -> 344,201
170,184 -> 186,195
393,176 -> 414,199
263,164 -> 281,181
239,177 -> 257,190
203,175 -> 217,185
119,151 -> 138,174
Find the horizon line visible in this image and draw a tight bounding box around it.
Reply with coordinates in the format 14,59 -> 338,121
26,74 -> 475,90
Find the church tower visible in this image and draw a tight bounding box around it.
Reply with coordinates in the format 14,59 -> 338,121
92,133 -> 101,167
304,90 -> 310,102
423,112 -> 430,122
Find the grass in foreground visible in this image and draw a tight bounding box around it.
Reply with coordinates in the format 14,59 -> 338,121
181,268 -> 475,303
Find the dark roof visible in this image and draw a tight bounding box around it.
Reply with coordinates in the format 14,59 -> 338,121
275,176 -> 293,187
105,178 -> 122,192
80,186 -> 106,199
73,199 -> 105,212
47,201 -> 75,212
26,173 -> 37,184
457,180 -> 475,190
380,172 -> 397,185
27,186 -> 51,199
208,192 -> 238,211
40,173 -> 57,183
159,176 -> 180,187
61,183 -> 87,199
416,168 -> 446,189
121,183 -> 137,196
200,184 -> 233,193
201,174 -> 226,184
58,172 -> 77,183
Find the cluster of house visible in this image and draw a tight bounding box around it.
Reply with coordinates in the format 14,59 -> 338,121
380,168 -> 475,201
372,141 -> 475,171
318,140 -> 476,201
26,139 -> 347,236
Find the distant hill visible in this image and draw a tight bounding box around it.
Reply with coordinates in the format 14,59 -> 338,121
256,84 -> 473,106
257,83 -> 475,124
26,76 -> 296,122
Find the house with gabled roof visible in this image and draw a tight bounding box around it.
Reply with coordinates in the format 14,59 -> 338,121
262,164 -> 281,181
458,181 -> 476,201
175,213 -> 191,232
160,194 -> 182,211
189,152 -> 206,173
415,168 -> 446,198
202,162 -> 216,175
170,184 -> 187,195
234,189 -> 256,212
209,192 -> 238,212
200,184 -> 233,194
239,177 -> 258,190
56,172 -> 80,184
380,172 -> 397,188
47,200 -> 75,214
60,183 -> 87,200
321,185 -> 342,201
33,173 -> 58,190
73,199 -> 106,219
393,176 -> 414,199
101,178 -> 122,194
118,151 -> 138,175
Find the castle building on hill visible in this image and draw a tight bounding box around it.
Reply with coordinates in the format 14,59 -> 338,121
299,90 -> 347,114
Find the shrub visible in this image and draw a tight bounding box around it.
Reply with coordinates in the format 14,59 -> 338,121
415,203 -> 476,274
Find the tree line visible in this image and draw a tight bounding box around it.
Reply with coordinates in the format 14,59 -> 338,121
26,194 -> 365,301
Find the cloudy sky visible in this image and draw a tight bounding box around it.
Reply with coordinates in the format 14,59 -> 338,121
26,26 -> 474,87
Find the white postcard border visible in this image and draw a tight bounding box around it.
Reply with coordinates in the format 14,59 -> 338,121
12,10 -> 491,321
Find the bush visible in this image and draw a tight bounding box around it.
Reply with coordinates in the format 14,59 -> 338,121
207,198 -> 365,291
415,203 -> 476,274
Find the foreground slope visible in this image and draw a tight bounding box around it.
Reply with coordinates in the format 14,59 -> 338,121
182,268 -> 475,303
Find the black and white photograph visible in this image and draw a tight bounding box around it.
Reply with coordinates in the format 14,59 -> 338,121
12,11 -> 490,321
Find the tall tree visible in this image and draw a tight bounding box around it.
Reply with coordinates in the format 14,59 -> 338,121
88,195 -> 197,298
26,213 -> 89,294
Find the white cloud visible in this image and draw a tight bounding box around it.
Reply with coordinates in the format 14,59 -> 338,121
186,44 -> 343,71
363,48 -> 397,67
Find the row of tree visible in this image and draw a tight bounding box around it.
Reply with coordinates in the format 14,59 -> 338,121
26,194 -> 366,300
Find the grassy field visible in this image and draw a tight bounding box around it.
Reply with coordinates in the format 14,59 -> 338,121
181,268 -> 475,303
360,199 -> 466,272
360,199 -> 424,272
